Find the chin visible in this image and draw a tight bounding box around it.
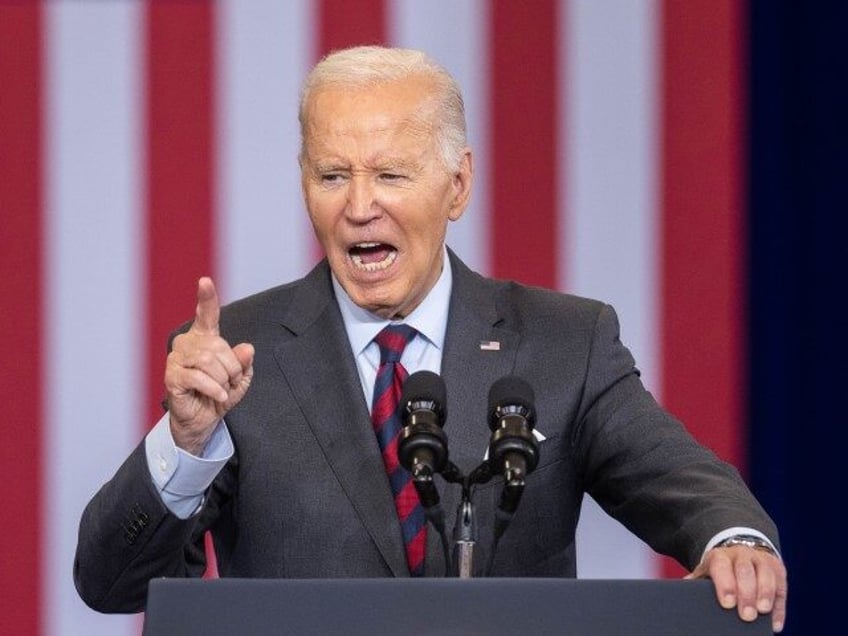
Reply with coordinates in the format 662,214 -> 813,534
364,298 -> 401,318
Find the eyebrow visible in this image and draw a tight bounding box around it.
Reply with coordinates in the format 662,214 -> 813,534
313,157 -> 421,173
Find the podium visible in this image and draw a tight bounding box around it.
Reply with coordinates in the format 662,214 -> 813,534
142,577 -> 772,635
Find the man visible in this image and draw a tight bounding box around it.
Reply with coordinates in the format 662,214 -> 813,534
74,45 -> 787,631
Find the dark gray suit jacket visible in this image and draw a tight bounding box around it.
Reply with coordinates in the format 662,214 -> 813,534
74,250 -> 779,613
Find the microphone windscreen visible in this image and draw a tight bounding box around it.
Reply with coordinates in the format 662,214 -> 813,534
488,376 -> 535,419
400,370 -> 447,417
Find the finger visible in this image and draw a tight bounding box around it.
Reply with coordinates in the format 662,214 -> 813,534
192,276 -> 220,335
706,551 -> 738,611
174,367 -> 230,403
771,572 -> 788,633
732,553 -> 759,622
167,345 -> 230,397
755,556 -> 787,632
754,556 -> 779,615
180,347 -> 239,388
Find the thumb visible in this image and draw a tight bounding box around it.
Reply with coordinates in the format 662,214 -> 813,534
192,277 -> 220,335
686,561 -> 708,580
233,342 -> 255,371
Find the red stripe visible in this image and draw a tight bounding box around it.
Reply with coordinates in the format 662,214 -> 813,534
660,0 -> 746,577
489,1 -> 560,289
144,1 -> 217,426
0,3 -> 43,632
382,435 -> 400,473
202,530 -> 219,580
372,384 -> 398,425
317,0 -> 386,59
145,2 -> 218,579
395,479 -> 419,519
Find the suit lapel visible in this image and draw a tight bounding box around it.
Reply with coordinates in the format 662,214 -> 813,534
437,252 -> 519,537
269,254 -> 519,577
272,262 -> 409,576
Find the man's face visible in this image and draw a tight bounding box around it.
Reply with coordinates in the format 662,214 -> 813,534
300,75 -> 472,319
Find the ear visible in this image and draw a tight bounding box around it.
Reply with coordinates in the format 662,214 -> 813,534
448,149 -> 473,222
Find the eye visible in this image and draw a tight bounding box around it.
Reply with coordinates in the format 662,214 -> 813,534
319,172 -> 345,185
380,172 -> 405,182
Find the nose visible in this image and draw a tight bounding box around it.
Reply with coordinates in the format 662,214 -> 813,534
345,175 -> 381,224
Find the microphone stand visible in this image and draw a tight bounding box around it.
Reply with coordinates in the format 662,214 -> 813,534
453,486 -> 476,578
440,461 -> 497,578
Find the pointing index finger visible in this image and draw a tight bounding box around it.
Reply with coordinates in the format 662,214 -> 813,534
192,276 -> 220,335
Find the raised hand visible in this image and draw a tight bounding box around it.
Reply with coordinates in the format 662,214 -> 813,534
164,277 -> 255,455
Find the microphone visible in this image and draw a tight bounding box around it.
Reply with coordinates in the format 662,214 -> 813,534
397,370 -> 449,506
397,371 -> 453,575
487,376 -> 539,513
482,376 -> 540,576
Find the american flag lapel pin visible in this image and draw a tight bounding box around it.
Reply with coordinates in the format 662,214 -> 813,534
479,340 -> 501,351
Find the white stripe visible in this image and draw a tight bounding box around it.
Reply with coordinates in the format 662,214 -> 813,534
216,0 -> 315,302
44,2 -> 142,634
389,0 -> 490,274
562,0 -> 660,579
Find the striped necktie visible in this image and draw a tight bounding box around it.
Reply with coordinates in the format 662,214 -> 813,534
371,324 -> 427,576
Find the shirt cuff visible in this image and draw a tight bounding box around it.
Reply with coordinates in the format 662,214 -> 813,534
145,413 -> 234,519
702,527 -> 781,562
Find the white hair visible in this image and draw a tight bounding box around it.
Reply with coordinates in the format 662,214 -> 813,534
299,45 -> 467,171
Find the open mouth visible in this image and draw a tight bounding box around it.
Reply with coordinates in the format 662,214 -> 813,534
349,242 -> 398,272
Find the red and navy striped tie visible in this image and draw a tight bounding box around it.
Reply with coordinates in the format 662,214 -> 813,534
371,324 -> 426,576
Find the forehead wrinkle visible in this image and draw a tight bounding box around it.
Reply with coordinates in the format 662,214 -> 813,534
304,88 -> 440,173
310,132 -> 433,175
309,151 -> 423,174
366,114 -> 437,170
361,149 -> 425,172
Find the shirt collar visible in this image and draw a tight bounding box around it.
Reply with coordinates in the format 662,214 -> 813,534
332,246 -> 453,356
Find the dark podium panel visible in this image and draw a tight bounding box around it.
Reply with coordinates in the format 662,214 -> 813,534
142,577 -> 772,636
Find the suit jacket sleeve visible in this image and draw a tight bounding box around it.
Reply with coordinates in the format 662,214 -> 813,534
572,303 -> 779,568
73,436 -> 237,613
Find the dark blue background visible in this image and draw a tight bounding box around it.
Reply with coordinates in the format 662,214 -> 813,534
749,2 -> 847,632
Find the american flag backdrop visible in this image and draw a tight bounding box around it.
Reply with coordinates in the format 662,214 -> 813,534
1,1 -> 750,634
